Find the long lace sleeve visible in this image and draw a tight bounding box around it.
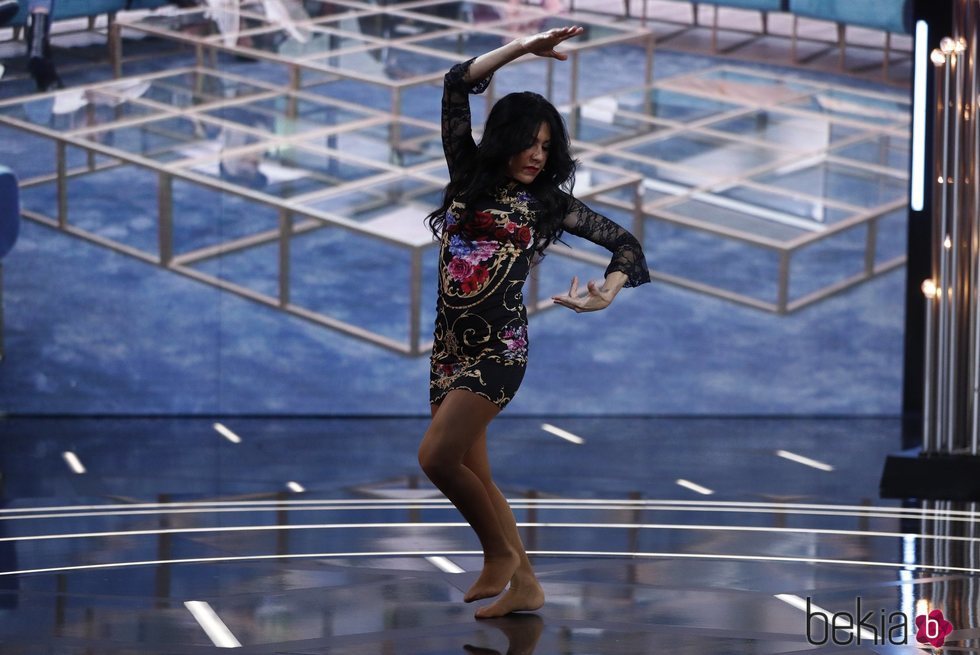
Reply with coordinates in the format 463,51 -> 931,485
442,58 -> 493,178
562,197 -> 651,288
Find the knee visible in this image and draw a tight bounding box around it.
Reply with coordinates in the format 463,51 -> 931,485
418,431 -> 454,481
417,446 -> 445,481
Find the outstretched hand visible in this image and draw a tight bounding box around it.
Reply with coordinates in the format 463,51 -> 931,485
518,26 -> 584,60
552,276 -> 615,313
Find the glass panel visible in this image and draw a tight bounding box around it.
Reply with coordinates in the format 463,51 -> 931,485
290,227 -> 415,342
832,134 -> 910,171
0,87 -> 165,131
171,182 -> 280,256
615,89 -> 742,124
179,191 -> 282,298
306,46 -> 455,82
78,116 -> 262,164
189,239 -> 279,298
625,133 -> 785,177
299,177 -> 442,231
225,26 -> 376,58
671,69 -> 819,104
641,216 -> 782,302
49,161 -> 161,253
784,89 -> 910,126
404,30 -> 510,59
400,80 -> 450,122
399,1 -> 509,24
874,207 -> 908,264
202,95 -> 376,136
305,78 -> 396,116
181,145 -> 390,198
790,222 -> 868,298
593,154 -> 700,200
664,198 -> 810,243
132,72 -> 273,110
0,124 -> 62,179
127,7 -> 271,39
753,161 -> 907,208
563,106 -> 668,145
321,121 -> 444,168
319,12 -> 462,40
574,162 -> 640,205
708,184 -> 854,227
295,1 -> 367,20
704,110 -> 863,149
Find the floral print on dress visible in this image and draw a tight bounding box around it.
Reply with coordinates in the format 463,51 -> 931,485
440,198 -> 534,300
499,324 -> 528,361
449,236 -> 499,265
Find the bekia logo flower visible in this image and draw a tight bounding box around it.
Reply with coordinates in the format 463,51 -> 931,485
915,609 -> 953,648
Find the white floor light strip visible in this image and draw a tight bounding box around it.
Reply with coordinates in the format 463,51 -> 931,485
184,601 -> 242,648
5,499 -> 980,524
8,549 -> 980,578
426,555 -> 465,574
541,423 -> 585,444
62,452 -> 86,475
10,520 -> 971,546
776,450 -> 834,472
676,479 -> 713,495
213,423 -> 242,444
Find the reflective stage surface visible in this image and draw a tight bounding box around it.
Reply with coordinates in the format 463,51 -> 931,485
1,417 -> 978,653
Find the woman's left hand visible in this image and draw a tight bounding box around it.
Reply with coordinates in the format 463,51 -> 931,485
552,276 -> 614,313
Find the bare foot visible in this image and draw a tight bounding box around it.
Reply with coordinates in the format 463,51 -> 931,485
474,577 -> 545,618
464,551 -> 520,603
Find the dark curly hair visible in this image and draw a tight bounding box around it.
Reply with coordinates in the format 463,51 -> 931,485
425,91 -> 577,257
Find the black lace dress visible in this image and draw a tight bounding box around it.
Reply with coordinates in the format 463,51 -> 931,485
428,59 -> 651,410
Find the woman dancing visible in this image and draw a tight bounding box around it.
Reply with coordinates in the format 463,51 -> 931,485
418,26 -> 650,619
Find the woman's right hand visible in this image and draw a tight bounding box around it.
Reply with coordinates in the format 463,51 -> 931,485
518,26 -> 584,61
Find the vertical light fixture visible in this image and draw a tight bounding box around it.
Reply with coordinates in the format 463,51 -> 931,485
911,20 -> 929,211
881,0 -> 980,502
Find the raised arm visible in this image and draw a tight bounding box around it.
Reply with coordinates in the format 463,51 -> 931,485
552,197 -> 651,313
463,26 -> 583,83
441,26 -> 584,177
441,59 -> 492,178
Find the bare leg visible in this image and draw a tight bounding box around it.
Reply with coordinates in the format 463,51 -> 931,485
461,428 -> 545,618
419,390 -> 518,602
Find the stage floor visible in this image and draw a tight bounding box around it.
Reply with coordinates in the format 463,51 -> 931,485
0,416 -> 977,653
